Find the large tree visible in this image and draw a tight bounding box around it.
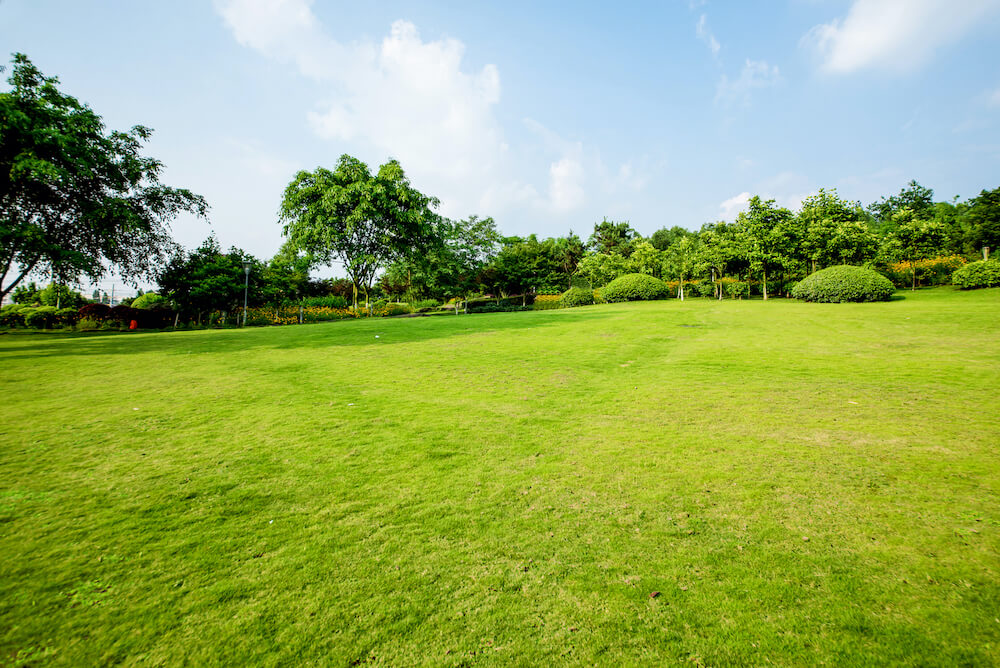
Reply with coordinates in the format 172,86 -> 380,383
0,54 -> 207,302
964,187 -> 1000,259
279,155 -> 438,309
736,196 -> 795,300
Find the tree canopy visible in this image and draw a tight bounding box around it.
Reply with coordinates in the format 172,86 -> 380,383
279,155 -> 439,308
0,53 -> 207,302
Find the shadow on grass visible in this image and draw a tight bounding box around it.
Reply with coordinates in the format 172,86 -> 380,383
0,307 -> 615,361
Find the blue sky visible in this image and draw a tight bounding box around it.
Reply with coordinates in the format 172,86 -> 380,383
3,0 -> 1000,277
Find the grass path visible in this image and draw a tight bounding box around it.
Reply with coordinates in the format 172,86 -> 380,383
1,288 -> 998,665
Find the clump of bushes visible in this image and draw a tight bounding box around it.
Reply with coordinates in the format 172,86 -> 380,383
302,295 -> 349,309
791,265 -> 895,303
132,292 -> 170,309
411,299 -> 441,312
951,260 -> 1000,289
602,273 -> 670,302
560,287 -> 594,308
533,295 -> 562,310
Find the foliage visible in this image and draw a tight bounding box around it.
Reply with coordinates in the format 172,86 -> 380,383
11,281 -> 40,304
951,260 -> 1000,289
885,255 -> 966,288
724,280 -> 749,299
602,273 -> 670,302
0,54 -> 207,302
588,218 -> 638,256
791,265 -> 895,303
559,287 -> 594,307
131,292 -> 170,309
157,236 -> 253,320
280,154 -> 439,309
964,187 -> 1000,257
23,305 -> 58,328
532,294 -> 562,311
301,295 -> 349,309
575,252 -> 631,288
78,303 -> 112,321
737,196 -> 796,300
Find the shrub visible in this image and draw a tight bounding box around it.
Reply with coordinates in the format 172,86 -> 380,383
77,317 -> 102,331
56,307 -> 80,326
79,303 -> 112,321
791,265 -> 895,303
593,287 -> 606,304
302,295 -> 349,309
695,281 -> 716,298
375,302 -> 413,317
887,255 -> 967,288
24,306 -> 59,328
532,294 -> 562,311
411,299 -> 440,311
560,287 -> 594,308
602,273 -> 670,303
132,292 -> 170,309
0,304 -> 30,327
725,281 -> 749,299
951,260 -> 1000,289
108,305 -> 141,325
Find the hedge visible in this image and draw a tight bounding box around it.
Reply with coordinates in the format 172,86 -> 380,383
602,273 -> 670,302
951,260 -> 1000,289
791,265 -> 894,303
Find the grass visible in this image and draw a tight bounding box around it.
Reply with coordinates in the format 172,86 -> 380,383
1,287 -> 998,665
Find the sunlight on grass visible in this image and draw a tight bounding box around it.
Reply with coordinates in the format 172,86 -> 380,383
1,288 -> 998,664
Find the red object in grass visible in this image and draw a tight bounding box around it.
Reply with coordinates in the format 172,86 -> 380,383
129,319 -> 138,330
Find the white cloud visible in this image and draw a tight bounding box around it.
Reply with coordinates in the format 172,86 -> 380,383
802,0 -> 1000,74
719,192 -> 750,220
214,0 -> 644,229
715,59 -> 781,106
696,14 -> 720,56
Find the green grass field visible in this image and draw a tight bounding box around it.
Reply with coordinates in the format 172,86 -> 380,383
2,288 -> 999,665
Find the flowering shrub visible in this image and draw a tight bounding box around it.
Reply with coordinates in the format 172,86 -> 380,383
533,294 -> 562,310
240,306 -> 358,326
724,281 -> 749,299
887,255 -> 966,287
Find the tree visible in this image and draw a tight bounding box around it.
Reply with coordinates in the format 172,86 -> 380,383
892,209 -> 947,290
575,252 -> 630,288
964,187 -> 1000,259
628,241 -> 664,278
664,236 -> 699,300
799,189 -> 872,271
868,180 -> 934,232
649,226 -> 694,252
0,54 -> 208,303
736,196 -> 795,300
157,237 -> 256,323
279,155 -> 439,310
588,218 -> 638,256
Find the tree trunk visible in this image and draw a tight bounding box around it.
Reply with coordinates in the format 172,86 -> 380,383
762,268 -> 768,301
912,265 -> 917,291
173,312 -> 180,329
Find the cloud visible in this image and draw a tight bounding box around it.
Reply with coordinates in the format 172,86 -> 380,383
719,192 -> 750,220
696,14 -> 720,56
715,59 -> 781,106
214,0 -> 645,230
802,0 -> 1000,74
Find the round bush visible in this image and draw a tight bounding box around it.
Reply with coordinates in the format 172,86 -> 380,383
602,273 -> 670,302
791,265 -> 894,303
24,305 -> 59,328
560,287 -> 594,308
952,260 -> 1000,289
132,292 -> 170,309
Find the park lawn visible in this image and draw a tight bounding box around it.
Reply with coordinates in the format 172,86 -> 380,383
1,287 -> 998,666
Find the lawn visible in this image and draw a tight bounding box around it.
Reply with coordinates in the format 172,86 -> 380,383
1,288 -> 998,665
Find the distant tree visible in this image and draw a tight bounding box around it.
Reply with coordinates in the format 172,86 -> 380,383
0,53 -> 207,303
964,186 -> 1000,259
588,218 -> 638,256
11,281 -> 40,304
628,241 -> 664,278
736,196 -> 795,300
279,155 -> 439,309
575,252 -> 631,288
649,226 -> 694,252
799,189 -> 873,271
157,237 -> 256,323
554,232 -> 586,278
868,180 -> 934,231
38,283 -> 85,308
664,236 -> 699,300
891,209 -> 948,290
